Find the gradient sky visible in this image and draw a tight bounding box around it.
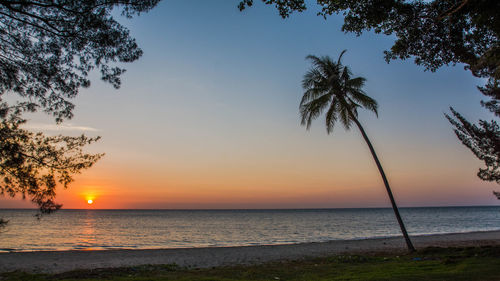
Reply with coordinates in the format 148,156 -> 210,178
2,0 -> 499,209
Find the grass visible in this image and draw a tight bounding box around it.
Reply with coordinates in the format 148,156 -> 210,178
2,246 -> 500,281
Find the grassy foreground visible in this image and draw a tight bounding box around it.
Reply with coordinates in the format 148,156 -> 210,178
2,246 -> 500,281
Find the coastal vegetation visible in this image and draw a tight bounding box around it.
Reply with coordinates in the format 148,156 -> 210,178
3,246 -> 500,280
0,2 -> 498,279
299,51 -> 415,252
446,109 -> 500,185
0,0 -> 160,217
239,0 -> 500,193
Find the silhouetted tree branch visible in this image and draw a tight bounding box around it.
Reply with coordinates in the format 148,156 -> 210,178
494,191 -> 500,199
239,0 -> 499,115
0,103 -> 103,214
240,0 -> 500,190
0,0 -> 160,121
445,108 -> 499,183
0,1 -> 159,219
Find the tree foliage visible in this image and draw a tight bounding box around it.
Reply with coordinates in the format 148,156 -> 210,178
240,0 -> 500,189
241,2 -> 496,78
446,108 -> 500,183
494,191 -> 500,199
0,0 -> 160,121
0,103 -> 103,213
0,0 -> 160,214
300,51 -> 378,132
300,50 -> 415,251
239,0 -> 499,112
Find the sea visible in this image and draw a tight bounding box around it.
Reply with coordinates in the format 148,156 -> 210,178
0,206 -> 499,252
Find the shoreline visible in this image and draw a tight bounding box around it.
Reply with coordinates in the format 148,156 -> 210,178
3,229 -> 500,253
1,230 -> 499,273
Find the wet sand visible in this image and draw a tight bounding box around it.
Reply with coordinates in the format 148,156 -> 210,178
1,230 -> 499,273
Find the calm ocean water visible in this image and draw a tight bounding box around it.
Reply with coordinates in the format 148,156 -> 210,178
0,206 -> 499,252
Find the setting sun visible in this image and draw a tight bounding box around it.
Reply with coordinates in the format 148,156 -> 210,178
87,199 -> 93,205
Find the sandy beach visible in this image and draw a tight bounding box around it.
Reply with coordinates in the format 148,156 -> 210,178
0,230 -> 499,273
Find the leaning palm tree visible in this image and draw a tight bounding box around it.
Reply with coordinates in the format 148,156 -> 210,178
300,50 -> 415,252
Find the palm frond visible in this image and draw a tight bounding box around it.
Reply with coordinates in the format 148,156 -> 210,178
349,90 -> 378,117
302,68 -> 325,90
337,50 -> 347,65
339,106 -> 352,130
324,57 -> 341,79
325,97 -> 339,134
300,93 -> 332,130
301,87 -> 327,106
305,55 -> 329,77
346,77 -> 366,89
341,65 -> 352,83
306,55 -> 342,81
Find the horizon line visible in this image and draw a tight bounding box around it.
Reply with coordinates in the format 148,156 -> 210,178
1,204 -> 499,211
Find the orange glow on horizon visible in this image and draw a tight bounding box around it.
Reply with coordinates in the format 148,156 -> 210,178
2,147 -> 496,210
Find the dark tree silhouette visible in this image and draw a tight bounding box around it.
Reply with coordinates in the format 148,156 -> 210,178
239,0 -> 500,188
446,108 -> 499,184
300,50 -> 415,252
0,0 -> 160,217
0,102 -> 103,213
239,1 -> 498,93
446,108 -> 499,198
0,0 -> 160,120
494,191 -> 500,199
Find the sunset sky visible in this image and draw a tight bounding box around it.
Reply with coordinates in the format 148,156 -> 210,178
2,0 -> 498,209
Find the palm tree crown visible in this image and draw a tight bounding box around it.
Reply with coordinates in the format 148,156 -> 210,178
300,50 -> 378,133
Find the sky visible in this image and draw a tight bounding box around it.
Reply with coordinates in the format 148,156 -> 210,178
2,0 -> 499,209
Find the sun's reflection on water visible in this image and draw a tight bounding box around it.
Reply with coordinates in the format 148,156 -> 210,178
77,210 -> 97,250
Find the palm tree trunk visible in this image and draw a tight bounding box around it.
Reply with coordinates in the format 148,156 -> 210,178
350,114 -> 416,252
